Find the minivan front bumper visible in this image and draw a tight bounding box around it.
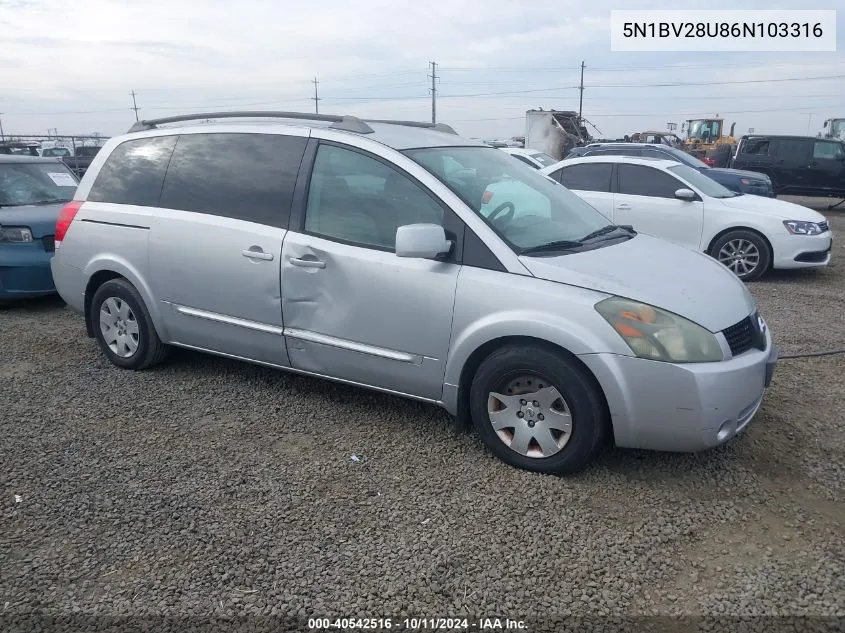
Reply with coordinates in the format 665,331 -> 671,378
579,335 -> 777,452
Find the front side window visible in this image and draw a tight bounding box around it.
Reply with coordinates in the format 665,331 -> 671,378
304,144 -> 444,250
88,136 -> 177,207
617,164 -> 685,199
0,161 -> 78,207
158,132 -> 307,227
557,163 -> 613,193
813,141 -> 845,160
741,139 -> 771,156
405,146 -> 614,253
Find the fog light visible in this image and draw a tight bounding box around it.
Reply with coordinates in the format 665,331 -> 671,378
716,420 -> 735,443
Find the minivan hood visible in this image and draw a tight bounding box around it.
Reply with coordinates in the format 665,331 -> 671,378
518,234 -> 754,332
0,202 -> 64,238
716,194 -> 827,222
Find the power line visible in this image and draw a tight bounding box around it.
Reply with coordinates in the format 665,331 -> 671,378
438,59 -> 843,72
438,73 -> 845,98
449,102 -> 845,122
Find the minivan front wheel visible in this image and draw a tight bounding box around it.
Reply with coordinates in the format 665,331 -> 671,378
469,344 -> 608,474
710,230 -> 771,281
90,279 -> 169,370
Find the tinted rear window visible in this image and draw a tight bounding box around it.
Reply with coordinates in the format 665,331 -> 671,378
558,163 -> 613,192
158,133 -> 307,227
88,136 -> 177,206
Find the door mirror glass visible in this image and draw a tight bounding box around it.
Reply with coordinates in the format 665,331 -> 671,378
395,223 -> 450,259
675,188 -> 697,201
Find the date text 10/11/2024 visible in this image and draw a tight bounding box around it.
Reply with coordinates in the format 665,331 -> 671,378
308,617 -> 528,630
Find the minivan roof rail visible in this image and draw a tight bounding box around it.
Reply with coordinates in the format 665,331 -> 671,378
126,111 -> 458,136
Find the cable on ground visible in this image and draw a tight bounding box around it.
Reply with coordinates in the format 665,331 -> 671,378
778,348 -> 845,360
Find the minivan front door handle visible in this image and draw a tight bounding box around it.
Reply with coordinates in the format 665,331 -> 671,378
289,256 -> 326,269
616,203 -> 630,210
242,248 -> 274,261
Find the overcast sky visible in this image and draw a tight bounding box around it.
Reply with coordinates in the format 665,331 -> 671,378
1,0 -> 843,141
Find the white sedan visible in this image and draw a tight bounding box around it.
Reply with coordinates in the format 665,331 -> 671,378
541,155 -> 833,281
500,147 -> 559,170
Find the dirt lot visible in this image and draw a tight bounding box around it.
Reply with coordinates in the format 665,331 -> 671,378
2,214 -> 844,633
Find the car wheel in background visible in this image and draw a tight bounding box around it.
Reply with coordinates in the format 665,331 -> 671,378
90,278 -> 169,370
469,344 -> 608,474
709,230 -> 772,282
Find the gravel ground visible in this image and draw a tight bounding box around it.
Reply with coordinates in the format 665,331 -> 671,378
2,213 -> 844,633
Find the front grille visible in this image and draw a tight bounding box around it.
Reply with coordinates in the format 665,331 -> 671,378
722,316 -> 754,356
818,221 -> 829,233
41,235 -> 55,252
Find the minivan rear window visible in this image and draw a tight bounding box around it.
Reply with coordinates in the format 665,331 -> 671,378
158,132 -> 307,228
88,136 -> 177,207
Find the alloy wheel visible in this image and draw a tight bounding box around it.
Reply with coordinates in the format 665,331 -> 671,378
717,238 -> 760,277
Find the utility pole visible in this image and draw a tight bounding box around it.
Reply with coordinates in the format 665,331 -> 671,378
578,61 -> 585,119
429,61 -> 438,124
130,90 -> 140,122
312,78 -> 320,114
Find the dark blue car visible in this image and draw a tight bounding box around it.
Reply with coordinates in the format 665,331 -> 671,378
566,143 -> 775,197
0,156 -> 78,301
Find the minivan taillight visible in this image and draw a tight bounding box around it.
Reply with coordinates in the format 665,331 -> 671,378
55,200 -> 82,249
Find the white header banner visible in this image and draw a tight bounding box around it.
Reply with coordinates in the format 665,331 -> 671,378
610,10 -> 837,52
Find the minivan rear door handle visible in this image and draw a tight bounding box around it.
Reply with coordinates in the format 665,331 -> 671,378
616,203 -> 630,210
242,248 -> 274,261
289,256 -> 326,269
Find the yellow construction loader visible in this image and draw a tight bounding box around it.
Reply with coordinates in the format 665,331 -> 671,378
682,117 -> 737,166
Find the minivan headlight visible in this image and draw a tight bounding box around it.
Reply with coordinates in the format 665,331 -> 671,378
0,226 -> 34,243
595,297 -> 724,363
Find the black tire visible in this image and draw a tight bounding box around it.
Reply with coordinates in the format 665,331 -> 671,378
90,278 -> 169,370
469,344 -> 608,474
709,229 -> 772,282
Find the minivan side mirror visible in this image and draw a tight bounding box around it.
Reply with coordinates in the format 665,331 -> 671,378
675,188 -> 697,201
395,223 -> 451,259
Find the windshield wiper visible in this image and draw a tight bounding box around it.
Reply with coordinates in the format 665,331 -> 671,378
30,199 -> 68,205
520,239 -> 583,255
579,224 -> 634,242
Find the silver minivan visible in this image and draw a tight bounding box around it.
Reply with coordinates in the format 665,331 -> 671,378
50,112 -> 778,474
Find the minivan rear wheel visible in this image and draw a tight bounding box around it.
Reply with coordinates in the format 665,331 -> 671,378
469,344 -> 608,474
90,279 -> 169,370
709,229 -> 771,281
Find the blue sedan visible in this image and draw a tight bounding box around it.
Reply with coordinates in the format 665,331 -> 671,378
0,156 -> 78,301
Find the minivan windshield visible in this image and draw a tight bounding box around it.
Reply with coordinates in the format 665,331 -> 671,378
0,161 -> 78,207
667,164 -> 738,199
404,146 -> 621,253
